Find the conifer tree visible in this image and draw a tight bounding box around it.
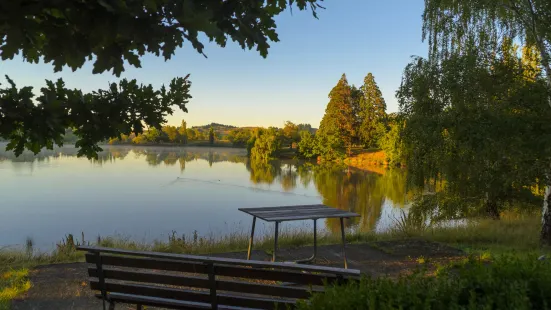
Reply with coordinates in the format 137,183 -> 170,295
317,74 -> 355,159
359,73 -> 387,147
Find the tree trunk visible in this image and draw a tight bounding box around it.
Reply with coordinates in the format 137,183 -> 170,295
485,199 -> 500,220
541,185 -> 551,245
536,43 -> 551,244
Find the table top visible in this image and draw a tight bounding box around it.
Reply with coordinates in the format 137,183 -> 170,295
238,204 -> 360,222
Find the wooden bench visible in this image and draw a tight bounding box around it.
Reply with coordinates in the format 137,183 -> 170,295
78,246 -> 360,310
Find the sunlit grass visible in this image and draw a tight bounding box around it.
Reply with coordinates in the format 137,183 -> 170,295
0,269 -> 31,310
388,211 -> 544,255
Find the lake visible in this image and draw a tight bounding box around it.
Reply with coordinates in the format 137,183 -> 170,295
0,144 -> 410,250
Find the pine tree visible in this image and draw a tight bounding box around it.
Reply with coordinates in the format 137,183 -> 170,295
317,74 -> 355,159
359,73 -> 387,147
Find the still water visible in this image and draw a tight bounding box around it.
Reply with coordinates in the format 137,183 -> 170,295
0,144 -> 409,249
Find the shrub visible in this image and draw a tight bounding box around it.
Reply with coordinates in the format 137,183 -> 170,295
299,255 -> 551,310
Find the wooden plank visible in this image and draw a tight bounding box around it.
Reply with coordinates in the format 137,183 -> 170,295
79,247 -> 360,277
257,209 -> 357,219
85,254 -> 209,274
102,293 -> 212,310
216,279 -> 321,299
99,293 -> 255,310
88,268 -> 210,289
214,265 -> 341,286
239,204 -> 327,212
90,281 -> 295,309
245,207 -> 332,215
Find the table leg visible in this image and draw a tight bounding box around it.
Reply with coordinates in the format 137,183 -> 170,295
273,221 -> 279,262
247,216 -> 256,260
340,217 -> 348,269
295,219 -> 317,264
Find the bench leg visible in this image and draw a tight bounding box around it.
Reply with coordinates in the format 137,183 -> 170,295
136,304 -> 142,310
247,216 -> 256,260
340,217 -> 348,269
108,301 -> 115,310
272,221 -> 279,262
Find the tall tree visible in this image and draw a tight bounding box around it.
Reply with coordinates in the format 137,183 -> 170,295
317,74 -> 355,159
179,120 -> 188,144
358,73 -> 387,147
423,0 -> 551,243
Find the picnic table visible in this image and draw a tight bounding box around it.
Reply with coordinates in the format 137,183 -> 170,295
238,204 -> 360,269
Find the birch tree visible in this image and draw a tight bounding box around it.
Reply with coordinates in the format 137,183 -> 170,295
423,0 -> 551,244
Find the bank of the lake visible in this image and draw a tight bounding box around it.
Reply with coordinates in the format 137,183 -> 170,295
1,213 -> 546,309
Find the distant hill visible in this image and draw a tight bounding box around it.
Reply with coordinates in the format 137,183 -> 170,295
192,123 -> 237,130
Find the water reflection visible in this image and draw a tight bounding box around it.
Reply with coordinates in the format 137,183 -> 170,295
0,144 -> 411,247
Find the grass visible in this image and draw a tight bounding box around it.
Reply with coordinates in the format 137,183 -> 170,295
0,213 -> 546,308
390,211 -> 544,255
0,269 -> 31,310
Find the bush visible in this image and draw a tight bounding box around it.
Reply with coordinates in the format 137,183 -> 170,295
299,255 -> 551,310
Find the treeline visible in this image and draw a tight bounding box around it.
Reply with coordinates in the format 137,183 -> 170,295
286,73 -> 401,164
108,120 -> 219,145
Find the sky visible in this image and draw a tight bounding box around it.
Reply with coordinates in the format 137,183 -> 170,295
0,0 -> 427,128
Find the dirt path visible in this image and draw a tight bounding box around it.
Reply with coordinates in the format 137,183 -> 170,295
11,240 -> 464,310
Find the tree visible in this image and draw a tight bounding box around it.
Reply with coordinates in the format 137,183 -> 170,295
1,75 -> 191,158
316,74 -> 355,159
178,120 -> 188,144
379,115 -> 405,166
0,0 -> 324,158
297,130 -> 318,159
162,125 -> 180,143
282,121 -> 300,148
250,128 -> 281,163
423,0 -> 551,243
358,73 -> 387,147
398,49 -> 551,220
228,128 -> 252,147
209,127 -> 215,145
186,128 -> 196,141
1,1 -> 324,76
297,123 -> 314,133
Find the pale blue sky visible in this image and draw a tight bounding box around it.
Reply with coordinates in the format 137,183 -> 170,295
0,0 -> 427,128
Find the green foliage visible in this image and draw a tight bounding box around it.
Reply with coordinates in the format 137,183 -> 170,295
162,125 -> 180,142
282,121 -> 300,147
358,73 -> 387,147
422,0 -> 551,77
300,255 -> 551,310
228,128 -> 253,147
297,130 -> 318,159
208,126 -> 215,145
0,0 -> 324,76
398,48 -> 551,217
178,120 -> 188,144
250,128 -> 281,163
379,116 -> 405,166
0,75 -> 191,158
317,74 -> 355,159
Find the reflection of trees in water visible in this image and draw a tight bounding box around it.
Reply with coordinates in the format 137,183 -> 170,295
246,160 -> 410,233
0,144 -> 247,171
246,160 -> 282,185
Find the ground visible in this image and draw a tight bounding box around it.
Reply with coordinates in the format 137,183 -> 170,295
10,240 -> 464,310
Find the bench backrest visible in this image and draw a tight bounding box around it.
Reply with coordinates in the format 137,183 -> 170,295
79,246 -> 360,309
